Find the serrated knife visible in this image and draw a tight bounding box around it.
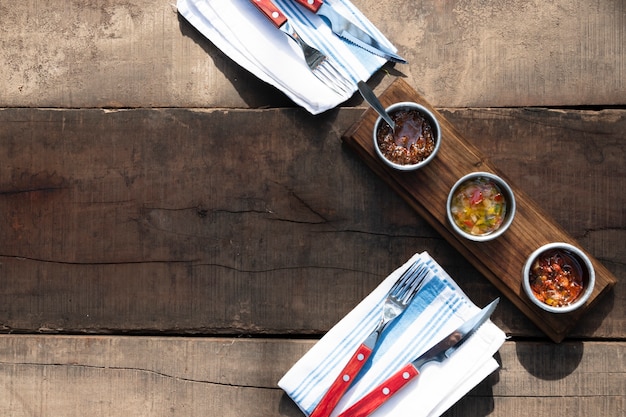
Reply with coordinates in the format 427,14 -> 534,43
293,0 -> 407,64
337,298 -> 500,417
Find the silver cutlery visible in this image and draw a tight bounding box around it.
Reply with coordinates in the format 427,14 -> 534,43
292,0 -> 407,64
251,0 -> 352,96
338,298 -> 500,417
310,260 -> 429,417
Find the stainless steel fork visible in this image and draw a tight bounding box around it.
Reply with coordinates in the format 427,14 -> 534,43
367,261 -> 429,344
251,0 -> 353,96
310,260 -> 429,417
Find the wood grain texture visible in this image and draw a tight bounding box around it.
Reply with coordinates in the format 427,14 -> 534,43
0,335 -> 623,417
342,78 -> 618,342
0,106 -> 623,338
0,0 -> 623,109
1,1 -> 623,415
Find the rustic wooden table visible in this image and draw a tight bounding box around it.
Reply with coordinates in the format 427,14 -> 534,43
0,1 -> 624,416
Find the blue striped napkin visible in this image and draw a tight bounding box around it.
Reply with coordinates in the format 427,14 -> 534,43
177,0 -> 397,114
278,252 -> 506,417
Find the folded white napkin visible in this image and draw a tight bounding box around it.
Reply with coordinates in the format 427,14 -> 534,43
278,252 -> 506,417
177,0 -> 397,114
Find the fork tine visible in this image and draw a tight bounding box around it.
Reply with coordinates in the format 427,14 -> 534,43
387,264 -> 413,296
312,60 -> 353,96
390,263 -> 429,304
278,20 -> 353,96
389,261 -> 421,293
322,61 -> 353,92
396,266 -> 428,304
311,66 -> 345,95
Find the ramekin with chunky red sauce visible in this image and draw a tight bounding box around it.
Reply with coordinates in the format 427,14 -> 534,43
522,243 -> 595,313
373,102 -> 441,171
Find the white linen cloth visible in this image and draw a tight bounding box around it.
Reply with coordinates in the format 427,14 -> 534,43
176,0 -> 397,114
278,252 -> 506,417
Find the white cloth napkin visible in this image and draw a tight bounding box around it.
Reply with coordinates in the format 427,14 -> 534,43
278,252 -> 506,417
176,0 -> 397,114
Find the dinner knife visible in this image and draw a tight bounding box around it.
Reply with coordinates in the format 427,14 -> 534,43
337,298 -> 500,417
293,0 -> 407,64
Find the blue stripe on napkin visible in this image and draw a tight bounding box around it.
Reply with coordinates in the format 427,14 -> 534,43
290,303 -> 381,403
349,278 -> 450,388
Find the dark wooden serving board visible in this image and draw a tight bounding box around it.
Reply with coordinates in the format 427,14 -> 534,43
342,78 -> 617,343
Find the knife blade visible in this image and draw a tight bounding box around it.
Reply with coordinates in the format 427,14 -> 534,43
293,0 -> 407,64
337,298 -> 500,417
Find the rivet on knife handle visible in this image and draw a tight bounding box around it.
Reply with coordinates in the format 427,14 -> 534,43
309,344 -> 373,417
252,0 -> 287,27
294,0 -> 323,13
337,364 -> 419,417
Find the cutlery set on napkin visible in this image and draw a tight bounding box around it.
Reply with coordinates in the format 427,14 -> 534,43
279,252 -> 506,417
177,0 -> 403,114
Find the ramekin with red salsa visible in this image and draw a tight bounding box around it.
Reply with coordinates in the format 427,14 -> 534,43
522,242 -> 595,313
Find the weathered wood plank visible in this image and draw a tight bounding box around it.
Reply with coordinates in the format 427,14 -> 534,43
0,107 -> 623,337
0,336 -> 623,416
0,0 -> 623,109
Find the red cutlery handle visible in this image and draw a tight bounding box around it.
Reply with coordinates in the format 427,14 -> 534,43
309,343 -> 373,417
294,0 -> 323,13
251,0 -> 287,27
337,363 -> 420,417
